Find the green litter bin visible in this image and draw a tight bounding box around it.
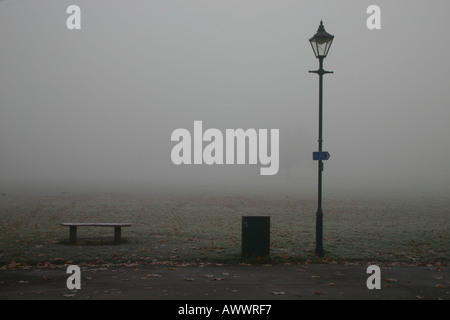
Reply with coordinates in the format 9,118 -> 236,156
242,216 -> 270,258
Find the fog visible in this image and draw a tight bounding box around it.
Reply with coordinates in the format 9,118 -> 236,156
1,0 -> 449,195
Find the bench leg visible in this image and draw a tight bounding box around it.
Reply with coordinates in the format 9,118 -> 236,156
69,226 -> 77,244
114,227 -> 121,242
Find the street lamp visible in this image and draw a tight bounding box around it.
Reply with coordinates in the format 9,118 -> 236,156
309,20 -> 334,256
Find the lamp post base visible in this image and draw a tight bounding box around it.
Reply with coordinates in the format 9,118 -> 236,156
315,209 -> 324,256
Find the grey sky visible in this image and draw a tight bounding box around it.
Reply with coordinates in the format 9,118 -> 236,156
0,0 -> 449,193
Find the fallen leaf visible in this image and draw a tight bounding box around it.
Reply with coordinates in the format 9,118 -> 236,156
328,282 -> 336,286
385,278 -> 397,283
314,291 -> 324,295
271,291 -> 285,295
214,277 -> 225,281
18,280 -> 28,284
435,284 -> 447,288
185,278 -> 195,281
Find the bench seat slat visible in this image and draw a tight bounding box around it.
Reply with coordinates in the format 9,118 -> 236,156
61,223 -> 131,227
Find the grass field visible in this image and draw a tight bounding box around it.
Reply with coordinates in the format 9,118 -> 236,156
0,183 -> 449,268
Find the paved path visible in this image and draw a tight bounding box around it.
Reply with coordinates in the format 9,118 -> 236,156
0,263 -> 448,300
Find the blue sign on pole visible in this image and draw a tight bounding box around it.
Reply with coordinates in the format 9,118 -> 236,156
313,151 -> 330,161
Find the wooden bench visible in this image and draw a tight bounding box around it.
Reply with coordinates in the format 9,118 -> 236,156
61,223 -> 132,243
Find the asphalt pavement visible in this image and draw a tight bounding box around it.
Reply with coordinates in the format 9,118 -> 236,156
1,263 -> 448,300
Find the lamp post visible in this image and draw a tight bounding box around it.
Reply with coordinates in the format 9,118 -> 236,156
309,20 -> 334,256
